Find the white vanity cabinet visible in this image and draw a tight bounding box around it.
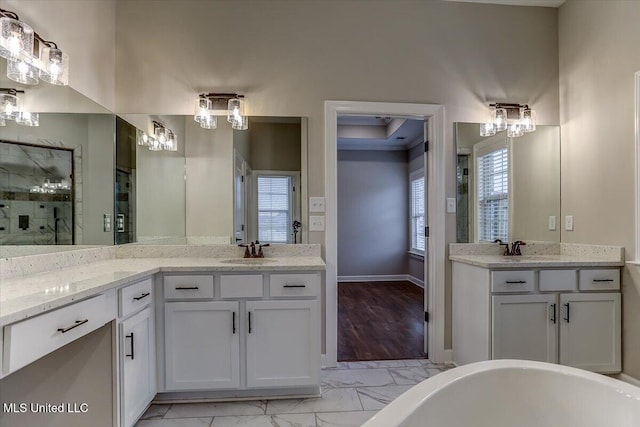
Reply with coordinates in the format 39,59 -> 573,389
453,263 -> 621,373
559,292 -> 621,372
117,277 -> 156,427
492,294 -> 558,363
164,301 -> 240,390
246,299 -> 319,388
161,271 -> 321,395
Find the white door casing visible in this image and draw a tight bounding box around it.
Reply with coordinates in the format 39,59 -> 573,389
325,101 -> 446,366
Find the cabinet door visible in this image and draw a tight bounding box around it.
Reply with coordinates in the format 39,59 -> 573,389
559,293 -> 621,373
246,300 -> 319,388
120,306 -> 156,427
165,301 -> 240,390
492,294 -> 558,363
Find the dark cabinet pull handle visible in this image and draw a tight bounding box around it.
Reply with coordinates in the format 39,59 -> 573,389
57,319 -> 88,333
550,303 -> 556,324
232,312 -> 236,334
505,280 -> 526,284
248,312 -> 252,334
126,333 -> 135,359
175,286 -> 199,290
593,279 -> 614,282
133,292 -> 150,301
283,284 -> 306,288
563,303 -> 570,323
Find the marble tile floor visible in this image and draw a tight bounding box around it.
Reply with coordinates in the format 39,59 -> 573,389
136,359 -> 453,427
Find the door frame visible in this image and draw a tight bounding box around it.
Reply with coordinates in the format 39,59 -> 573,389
324,100 -> 446,366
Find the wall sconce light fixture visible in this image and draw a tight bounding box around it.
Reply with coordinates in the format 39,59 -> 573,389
137,121 -> 177,152
0,8 -> 69,86
0,88 -> 38,126
480,103 -> 536,138
194,93 -> 248,130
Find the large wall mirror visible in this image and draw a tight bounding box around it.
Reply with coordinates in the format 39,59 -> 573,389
115,115 -> 308,246
455,123 -> 561,243
1,81 -> 115,256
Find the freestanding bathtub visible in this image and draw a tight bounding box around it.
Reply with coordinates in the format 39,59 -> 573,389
362,360 -> 640,427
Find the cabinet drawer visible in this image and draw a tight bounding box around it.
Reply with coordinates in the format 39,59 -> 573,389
220,275 -> 263,298
3,294 -> 113,373
119,277 -> 153,318
164,275 -> 214,300
270,273 -> 320,297
491,270 -> 535,293
579,269 -> 620,291
539,270 -> 577,292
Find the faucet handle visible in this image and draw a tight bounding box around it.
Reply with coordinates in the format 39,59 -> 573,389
494,239 -> 511,256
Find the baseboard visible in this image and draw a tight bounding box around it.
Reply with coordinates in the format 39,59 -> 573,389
338,274 -> 424,288
443,349 -> 453,364
407,275 -> 424,288
617,373 -> 640,387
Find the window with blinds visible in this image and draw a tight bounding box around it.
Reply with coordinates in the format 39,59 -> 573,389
411,176 -> 425,253
477,148 -> 508,242
257,175 -> 292,243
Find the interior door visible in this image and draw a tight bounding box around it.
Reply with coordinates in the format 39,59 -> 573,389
423,118 -> 429,355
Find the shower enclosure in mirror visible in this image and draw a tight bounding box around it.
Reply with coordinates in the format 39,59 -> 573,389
1,112 -> 116,251
0,141 -> 74,245
455,122 -> 561,243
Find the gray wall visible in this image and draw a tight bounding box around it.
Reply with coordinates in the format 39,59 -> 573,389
559,0 -> 640,379
337,150 -> 409,277
249,122 -> 301,172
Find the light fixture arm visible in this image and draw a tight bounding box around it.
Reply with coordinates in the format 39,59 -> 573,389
0,88 -> 25,96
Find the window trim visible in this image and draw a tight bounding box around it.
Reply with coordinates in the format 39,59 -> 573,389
252,170 -> 301,244
473,137 -> 512,243
409,168 -> 425,255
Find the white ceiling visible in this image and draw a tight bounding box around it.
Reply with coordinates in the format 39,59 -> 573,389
444,0 -> 566,7
337,115 -> 424,151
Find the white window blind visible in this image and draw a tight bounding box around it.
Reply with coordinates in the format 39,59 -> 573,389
257,175 -> 292,243
477,148 -> 508,242
411,176 -> 425,253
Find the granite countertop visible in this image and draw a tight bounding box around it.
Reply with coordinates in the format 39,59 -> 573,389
449,254 -> 625,269
0,256 -> 325,327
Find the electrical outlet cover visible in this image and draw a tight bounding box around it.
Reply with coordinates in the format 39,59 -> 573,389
309,215 -> 325,231
309,197 -> 326,213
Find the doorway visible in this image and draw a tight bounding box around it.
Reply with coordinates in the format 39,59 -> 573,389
335,115 -> 426,361
325,101 -> 446,368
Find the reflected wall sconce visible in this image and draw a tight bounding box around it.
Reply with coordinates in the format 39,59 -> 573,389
480,103 -> 536,138
137,121 -> 177,152
0,8 -> 69,86
194,93 -> 248,130
0,88 -> 38,126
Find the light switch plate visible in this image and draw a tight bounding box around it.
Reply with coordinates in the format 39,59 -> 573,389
309,197 -> 325,213
548,215 -> 556,231
309,215 -> 325,231
103,214 -> 112,232
446,197 -> 457,213
565,215 -> 574,231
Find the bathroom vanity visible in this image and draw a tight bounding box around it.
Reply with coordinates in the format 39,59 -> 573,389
450,243 -> 624,374
0,244 -> 325,427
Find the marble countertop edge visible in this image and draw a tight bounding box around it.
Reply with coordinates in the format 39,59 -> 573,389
0,256 -> 325,327
449,254 -> 625,269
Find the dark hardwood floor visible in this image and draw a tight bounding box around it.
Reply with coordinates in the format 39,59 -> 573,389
338,281 -> 427,362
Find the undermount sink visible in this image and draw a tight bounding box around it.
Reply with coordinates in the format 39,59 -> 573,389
499,255 -> 559,262
219,258 -> 278,264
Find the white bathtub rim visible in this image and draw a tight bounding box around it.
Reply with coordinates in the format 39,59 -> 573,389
363,359 -> 640,427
